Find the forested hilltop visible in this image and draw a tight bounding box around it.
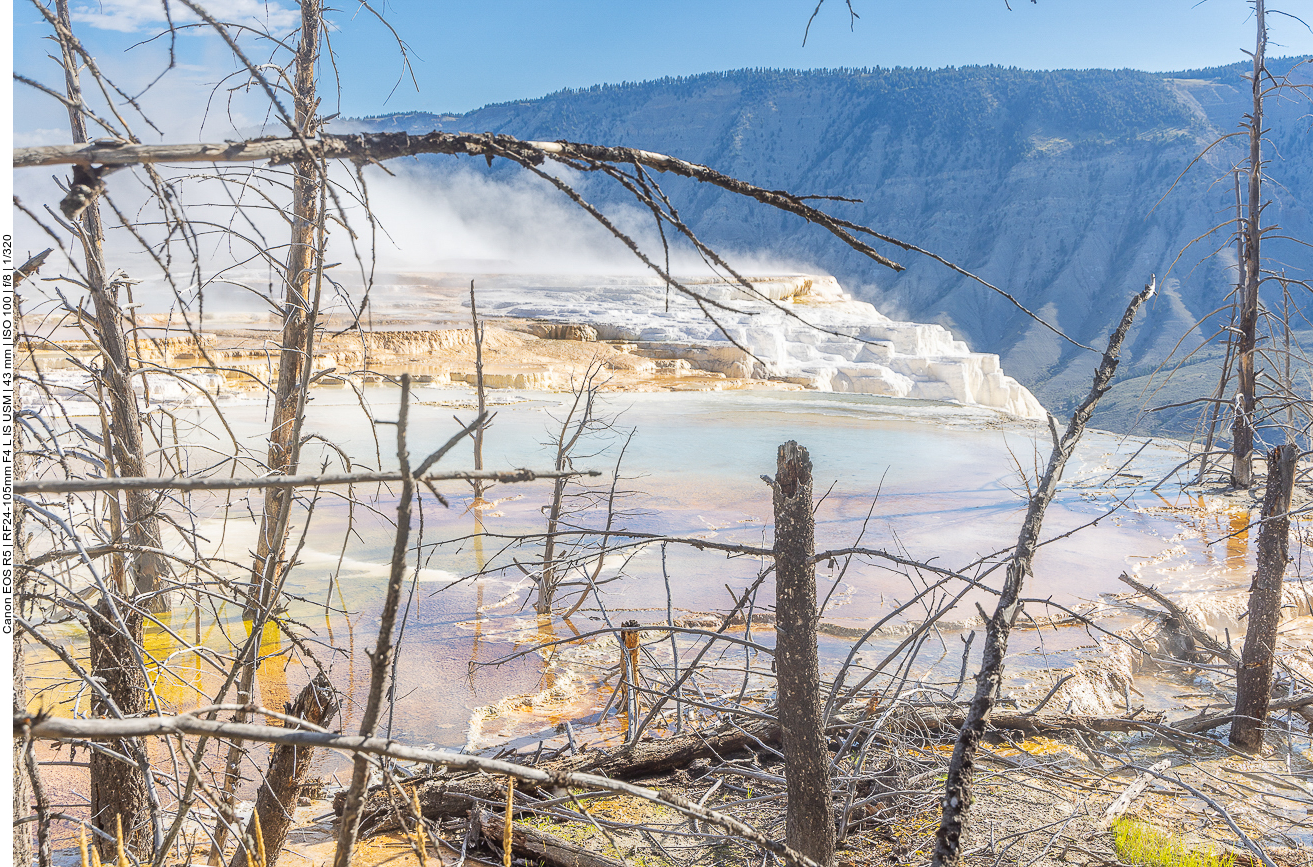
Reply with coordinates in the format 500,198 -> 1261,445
345,60 -> 1313,433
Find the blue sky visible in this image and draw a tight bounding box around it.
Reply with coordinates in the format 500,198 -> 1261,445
11,0 -> 1313,133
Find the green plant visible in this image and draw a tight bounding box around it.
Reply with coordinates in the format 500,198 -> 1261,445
1111,818 -> 1236,867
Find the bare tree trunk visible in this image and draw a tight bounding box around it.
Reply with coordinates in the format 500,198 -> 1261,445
54,0 -> 168,610
932,280 -> 1155,867
229,675 -> 338,867
87,600 -> 152,859
1197,171 -> 1244,485
1232,0 -> 1266,489
334,377 -> 417,867
538,368 -> 601,614
13,641 -> 30,867
469,280 -> 488,503
247,0 -> 324,615
770,441 -> 835,867
53,2 -> 159,857
1230,443 -> 1298,752
13,386 -> 32,866
215,4 -> 324,858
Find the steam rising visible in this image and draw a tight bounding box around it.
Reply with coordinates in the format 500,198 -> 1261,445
345,161 -> 814,280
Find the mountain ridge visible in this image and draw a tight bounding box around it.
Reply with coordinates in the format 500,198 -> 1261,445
340,58 -> 1313,433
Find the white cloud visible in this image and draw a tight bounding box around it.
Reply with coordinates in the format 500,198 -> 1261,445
71,0 -> 300,35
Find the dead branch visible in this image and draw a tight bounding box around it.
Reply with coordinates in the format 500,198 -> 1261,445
931,278 -> 1157,867
19,714 -> 819,867
1116,571 -> 1238,666
477,809 -> 625,867
346,719 -> 781,832
16,468 -> 598,495
335,374 -> 419,867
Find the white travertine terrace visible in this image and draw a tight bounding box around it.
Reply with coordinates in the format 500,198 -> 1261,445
471,273 -> 1046,419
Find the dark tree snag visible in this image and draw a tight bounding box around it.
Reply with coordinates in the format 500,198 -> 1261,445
478,809 -> 627,867
1230,443 -> 1298,752
13,388 -> 32,866
771,442 -> 835,867
228,674 -> 339,867
343,719 -> 781,834
53,0 -> 168,612
931,280 -> 1156,867
87,599 -> 151,860
1231,0 -> 1267,489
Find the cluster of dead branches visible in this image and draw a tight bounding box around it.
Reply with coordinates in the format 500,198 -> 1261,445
9,4 -> 1313,867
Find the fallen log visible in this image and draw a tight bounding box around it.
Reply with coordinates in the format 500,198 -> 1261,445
1117,572 -> 1237,665
1100,759 -> 1171,828
478,809 -> 626,867
1174,692 -> 1313,734
341,719 -> 780,834
908,708 -> 1166,736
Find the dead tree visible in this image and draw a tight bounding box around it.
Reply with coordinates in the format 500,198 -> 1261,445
52,0 -> 168,611
48,1 -> 163,859
536,363 -> 608,614
12,398 -> 31,867
770,441 -> 835,867
228,675 -> 339,867
1231,0 -> 1267,488
334,375 -> 418,867
932,280 -> 1156,867
212,4 -> 327,858
469,280 -> 490,505
246,0 -> 325,616
87,599 -> 152,859
1230,442 -> 1298,752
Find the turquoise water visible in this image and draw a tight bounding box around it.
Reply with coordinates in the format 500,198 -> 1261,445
158,386 -> 1252,754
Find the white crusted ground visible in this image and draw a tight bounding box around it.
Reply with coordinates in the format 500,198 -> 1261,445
426,273 -> 1046,418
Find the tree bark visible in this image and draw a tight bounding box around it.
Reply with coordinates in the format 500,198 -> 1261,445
771,442 -> 835,867
53,0 -> 168,611
1230,443 -> 1298,752
1231,0 -> 1266,488
228,675 -> 338,867
932,280 -> 1155,867
478,809 -> 627,867
13,384 -> 33,866
246,0 -> 324,616
87,599 -> 151,860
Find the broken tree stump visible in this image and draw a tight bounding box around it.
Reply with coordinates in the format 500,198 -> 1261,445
1232,443 -> 1299,752
229,674 -> 338,867
771,441 -> 835,867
